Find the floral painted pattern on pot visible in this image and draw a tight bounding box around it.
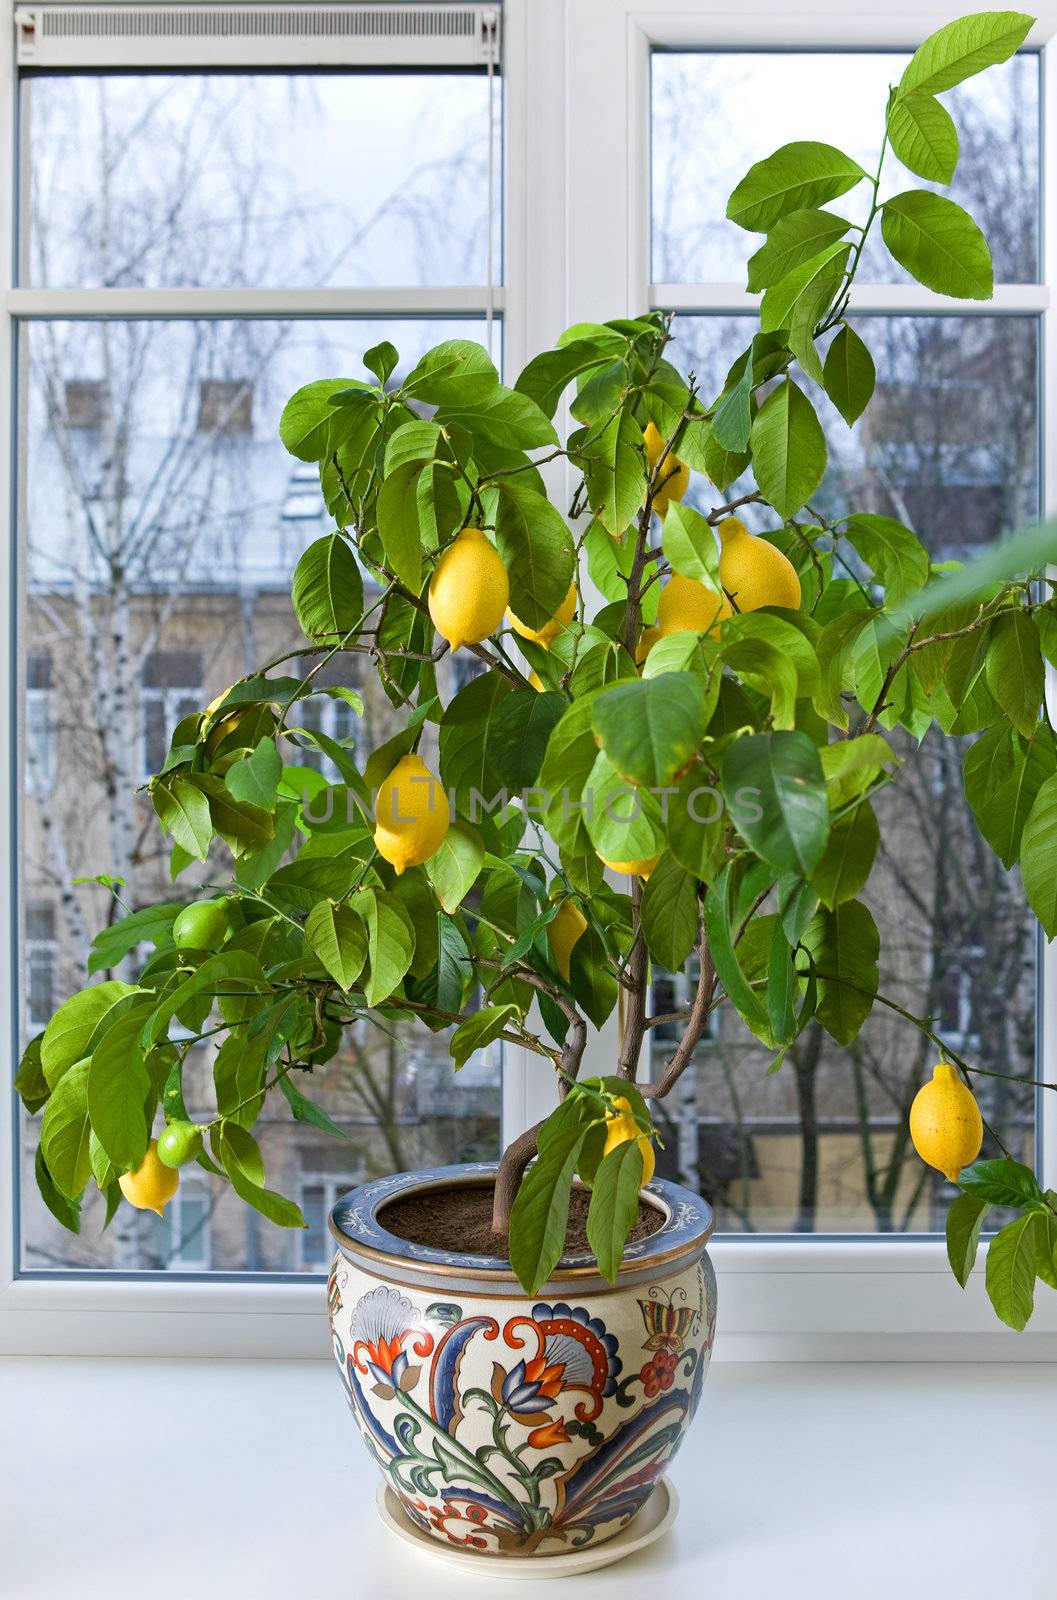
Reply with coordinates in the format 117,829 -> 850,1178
328,1169 -> 717,1558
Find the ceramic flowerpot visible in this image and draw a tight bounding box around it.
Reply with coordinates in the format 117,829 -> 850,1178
327,1162 -> 716,1558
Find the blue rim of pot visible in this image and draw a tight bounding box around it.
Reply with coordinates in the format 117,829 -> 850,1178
329,1162 -> 714,1287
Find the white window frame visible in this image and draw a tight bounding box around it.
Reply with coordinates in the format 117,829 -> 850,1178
2,0 -> 1057,1359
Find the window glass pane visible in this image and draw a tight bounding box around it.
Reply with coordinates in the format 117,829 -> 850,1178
23,72 -> 501,288
18,316 -> 502,1273
649,314 -> 1038,1234
651,52 -> 1039,284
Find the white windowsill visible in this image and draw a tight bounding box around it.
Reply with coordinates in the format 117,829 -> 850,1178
4,1354 -> 1054,1599
4,1240 -> 1057,1359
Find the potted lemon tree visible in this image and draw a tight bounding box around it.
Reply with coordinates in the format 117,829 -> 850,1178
18,8 -> 1057,1562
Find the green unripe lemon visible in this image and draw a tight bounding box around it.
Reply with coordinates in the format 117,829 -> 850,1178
156,1121 -> 204,1169
173,898 -> 230,952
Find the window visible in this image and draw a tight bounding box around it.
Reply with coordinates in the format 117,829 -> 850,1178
24,904 -> 57,1032
647,45 -> 1042,1235
140,650 -> 204,778
4,2 -> 1056,1357
13,10 -> 505,1280
25,650 -> 53,792
299,1173 -> 365,1270
150,1172 -> 213,1271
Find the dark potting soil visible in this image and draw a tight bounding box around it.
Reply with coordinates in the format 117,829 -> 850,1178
378,1183 -> 665,1259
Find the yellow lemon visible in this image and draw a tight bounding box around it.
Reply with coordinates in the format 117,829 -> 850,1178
428,527 -> 510,651
643,422 -> 690,519
909,1063 -> 984,1183
119,1140 -> 180,1217
657,573 -> 732,638
528,670 -> 544,692
603,1095 -> 655,1186
717,516 -> 801,613
508,582 -> 577,647
598,853 -> 661,880
635,625 -> 661,665
547,898 -> 587,981
373,752 -> 451,876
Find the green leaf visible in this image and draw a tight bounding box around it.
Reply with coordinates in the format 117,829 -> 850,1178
376,463 -> 425,591
843,514 -> 929,606
750,378 -> 827,519
641,854 -> 698,970
425,820 -> 485,913
87,903 -> 181,976
592,672 -> 708,790
766,925 -> 798,1046
819,734 -> 895,810
225,739 -> 282,810
960,1157 -> 1044,1209
569,922 -> 618,1029
489,690 -> 567,790
721,730 -> 829,876
1020,772 -> 1057,936
219,1126 -> 306,1230
747,208 -> 853,293
403,339 -> 499,406
899,11 -> 1034,96
279,379 -> 361,461
583,750 -> 666,866
364,340 -> 398,384
40,980 -> 139,1090
384,419 -> 445,474
985,1214 -> 1037,1332
890,520 -> 1057,631
702,869 -> 774,1044
194,774 -> 275,858
582,411 -> 648,540
710,346 -> 754,452
35,1146 -> 82,1234
439,384 -> 559,451
668,766 -> 726,882
86,1003 -> 154,1170
985,611 -> 1044,737
661,503 -> 722,587
946,1191 -> 991,1288
759,242 -> 850,335
810,799 -> 879,909
450,1004 -> 518,1071
888,91 -> 959,183
152,776 -> 213,861
15,1035 -> 48,1113
822,325 -> 876,427
278,1074 -> 347,1139
40,1060 -> 93,1198
801,899 -> 879,1045
304,901 -> 367,990
495,478 -> 575,629
880,191 -> 993,300
726,141 -> 867,233
970,730 -> 1055,868
354,887 -> 416,1005
587,1139 -> 644,1282
1032,1211 -> 1057,1291
514,335 -> 625,419
291,535 -> 365,643
508,1098 -> 591,1293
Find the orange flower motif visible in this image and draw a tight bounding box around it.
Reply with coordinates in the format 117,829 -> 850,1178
527,1417 -> 570,1450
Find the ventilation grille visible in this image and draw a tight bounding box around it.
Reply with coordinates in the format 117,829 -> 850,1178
16,4 -> 500,66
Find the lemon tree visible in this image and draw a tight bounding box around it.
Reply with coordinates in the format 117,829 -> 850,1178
18,10 -> 1057,1325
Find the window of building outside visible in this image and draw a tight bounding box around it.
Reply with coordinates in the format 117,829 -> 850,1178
647,47 -> 1040,1236
17,64 -> 504,1274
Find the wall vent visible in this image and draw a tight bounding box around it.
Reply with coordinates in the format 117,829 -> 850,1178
15,4 -> 500,68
